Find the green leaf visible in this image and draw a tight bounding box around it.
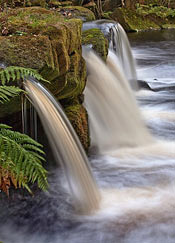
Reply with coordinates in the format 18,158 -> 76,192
0,86 -> 23,104
0,124 -> 48,193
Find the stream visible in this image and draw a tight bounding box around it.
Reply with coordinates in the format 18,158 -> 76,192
1,29 -> 175,243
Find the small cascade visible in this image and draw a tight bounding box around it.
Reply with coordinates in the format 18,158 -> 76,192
21,94 -> 38,141
29,103 -> 38,141
83,50 -> 153,154
110,23 -> 138,90
21,94 -> 28,134
83,20 -> 138,90
24,78 -> 100,214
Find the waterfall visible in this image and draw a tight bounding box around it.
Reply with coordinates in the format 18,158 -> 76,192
110,23 -> 138,90
83,50 -> 153,154
29,103 -> 38,141
24,78 -> 100,214
83,20 -> 138,89
21,94 -> 38,140
21,94 -> 28,134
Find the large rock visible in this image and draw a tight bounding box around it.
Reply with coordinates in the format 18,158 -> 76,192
65,104 -> 90,150
82,28 -> 108,61
103,0 -> 121,11
0,7 -> 89,149
48,1 -> 73,8
0,0 -> 47,7
55,6 -> 96,22
110,8 -> 160,32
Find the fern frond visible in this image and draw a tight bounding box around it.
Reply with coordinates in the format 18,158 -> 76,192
0,124 -> 48,194
0,85 -> 24,104
0,66 -> 49,85
0,126 -> 43,148
0,124 -> 11,129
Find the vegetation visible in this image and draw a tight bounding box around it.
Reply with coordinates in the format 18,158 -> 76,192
124,0 -> 173,8
136,3 -> 175,18
0,66 -> 48,85
0,66 -> 48,196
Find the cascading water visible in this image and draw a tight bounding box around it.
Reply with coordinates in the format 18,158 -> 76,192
83,50 -> 153,154
110,23 -> 138,90
21,94 -> 38,140
2,29 -> 175,243
83,20 -> 138,89
29,103 -> 38,141
21,93 -> 28,134
24,78 -> 100,214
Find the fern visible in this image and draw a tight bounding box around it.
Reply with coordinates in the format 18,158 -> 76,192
0,124 -> 48,195
0,66 -> 49,195
0,85 -> 24,104
0,66 -> 49,85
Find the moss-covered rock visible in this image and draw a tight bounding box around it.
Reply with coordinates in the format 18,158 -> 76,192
0,0 -> 47,8
57,6 -> 96,22
48,0 -> 73,7
0,7 -> 84,93
110,4 -> 175,32
65,104 -> 90,150
0,7 -> 63,35
103,0 -> 121,12
110,8 -> 161,32
162,23 -> 175,29
82,28 -> 108,61
30,0 -> 46,7
135,4 -> 175,29
0,35 -> 55,70
0,7 -> 89,150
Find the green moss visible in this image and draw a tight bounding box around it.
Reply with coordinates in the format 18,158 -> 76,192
0,0 -> 47,7
0,6 -> 89,148
49,1 -> 72,7
111,8 -> 161,32
52,53 -> 86,100
136,4 -> 175,19
0,7 -> 83,80
162,23 -> 175,29
65,104 -> 90,150
103,11 -> 113,20
58,6 -> 95,22
0,35 -> 55,70
0,7 -> 65,35
30,0 -> 46,7
82,28 -> 108,61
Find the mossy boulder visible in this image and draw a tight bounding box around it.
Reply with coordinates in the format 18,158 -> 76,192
82,28 -> 108,61
56,6 -> 96,22
110,8 -> 161,32
103,0 -> 121,12
48,1 -> 73,7
30,0 -> 46,7
0,0 -> 47,8
0,7 -> 84,93
0,7 -> 89,150
0,35 -> 55,70
65,104 -> 90,150
162,23 -> 175,29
